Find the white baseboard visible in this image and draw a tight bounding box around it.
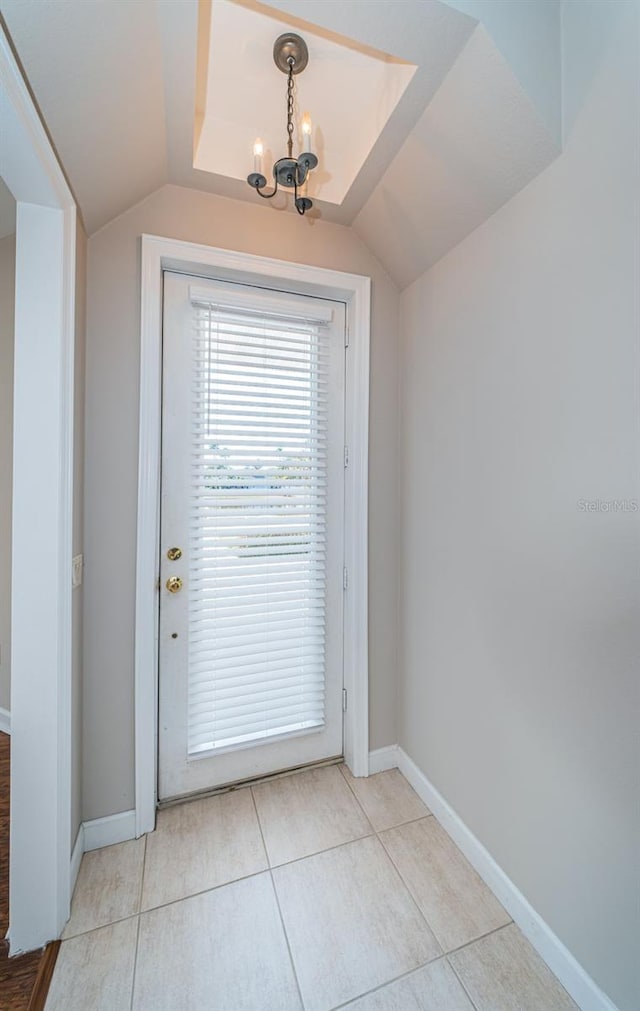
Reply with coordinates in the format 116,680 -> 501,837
82,810 -> 137,852
0,707 -> 10,734
70,825 -> 84,894
368,744 -> 399,774
394,747 -> 619,1011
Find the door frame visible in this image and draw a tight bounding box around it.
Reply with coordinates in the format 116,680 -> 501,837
0,27 -> 76,950
135,234 -> 370,836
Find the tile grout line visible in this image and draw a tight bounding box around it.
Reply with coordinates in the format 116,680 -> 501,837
375,819 -> 512,960
373,811 -> 435,833
268,829 -> 377,871
61,910 -> 141,942
247,784 -> 273,868
446,952 -> 482,1011
444,920 -> 514,959
61,866 -> 270,939
335,762 -> 377,832
129,833 -> 148,1011
326,918 -> 516,1009
251,761 -> 377,842
445,921 -> 582,1011
337,762 -> 435,834
137,832 -> 148,916
267,866 -> 307,1011
373,821 -> 449,957
327,954 -> 451,1011
249,786 -> 307,1011
337,762 -> 375,823
128,910 -> 143,1011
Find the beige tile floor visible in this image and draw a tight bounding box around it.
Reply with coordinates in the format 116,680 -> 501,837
47,764 -> 578,1011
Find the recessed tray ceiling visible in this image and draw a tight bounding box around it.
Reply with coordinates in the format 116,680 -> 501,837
194,0 -> 417,206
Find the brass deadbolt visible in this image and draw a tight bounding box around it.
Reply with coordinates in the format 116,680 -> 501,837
167,547 -> 182,561
166,576 -> 183,594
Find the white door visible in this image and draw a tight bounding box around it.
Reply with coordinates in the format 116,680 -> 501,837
158,272 -> 346,800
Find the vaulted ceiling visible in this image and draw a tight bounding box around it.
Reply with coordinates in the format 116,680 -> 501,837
1,0 -> 562,288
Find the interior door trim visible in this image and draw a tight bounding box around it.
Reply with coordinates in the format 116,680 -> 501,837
135,234 -> 371,836
1,25 -> 77,951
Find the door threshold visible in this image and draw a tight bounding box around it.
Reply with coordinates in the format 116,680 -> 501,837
157,754 -> 344,810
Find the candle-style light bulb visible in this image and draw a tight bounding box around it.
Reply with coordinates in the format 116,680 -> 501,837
302,115 -> 312,153
253,138 -> 263,174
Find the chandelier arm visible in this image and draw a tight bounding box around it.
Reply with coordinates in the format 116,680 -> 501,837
254,174 -> 279,199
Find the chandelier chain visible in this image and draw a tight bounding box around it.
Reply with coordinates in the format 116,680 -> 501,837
247,34 -> 316,215
286,58 -> 294,159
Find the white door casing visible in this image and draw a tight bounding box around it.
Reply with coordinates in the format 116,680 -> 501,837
158,273 -> 346,798
136,236 -> 370,834
1,26 -> 76,950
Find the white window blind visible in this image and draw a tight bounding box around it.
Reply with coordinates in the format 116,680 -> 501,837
187,291 -> 330,756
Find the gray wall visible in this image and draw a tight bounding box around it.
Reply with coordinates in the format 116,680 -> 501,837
398,3 -> 639,1010
84,184 -> 400,820
0,233 -> 15,714
71,219 -> 87,845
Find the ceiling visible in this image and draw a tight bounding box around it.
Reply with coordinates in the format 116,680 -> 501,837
0,0 -> 562,288
195,0 -> 417,206
354,22 -> 560,285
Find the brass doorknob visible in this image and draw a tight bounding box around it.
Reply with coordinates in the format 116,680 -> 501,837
166,576 -> 183,594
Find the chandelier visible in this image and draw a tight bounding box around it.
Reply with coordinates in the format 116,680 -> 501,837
247,33 -> 318,216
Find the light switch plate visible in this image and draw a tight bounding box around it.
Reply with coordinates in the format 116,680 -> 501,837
72,554 -> 83,589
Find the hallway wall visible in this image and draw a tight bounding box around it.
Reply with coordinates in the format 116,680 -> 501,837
72,219 -> 87,845
398,3 -> 639,1009
84,185 -> 400,819
0,233 -> 15,715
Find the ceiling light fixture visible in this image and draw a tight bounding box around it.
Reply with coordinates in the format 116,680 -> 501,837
247,33 -> 318,216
